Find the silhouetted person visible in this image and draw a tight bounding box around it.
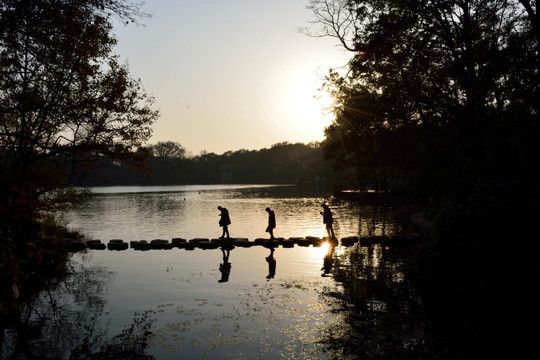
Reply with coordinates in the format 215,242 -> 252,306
321,203 -> 335,239
265,207 -> 276,239
219,247 -> 231,283
266,247 -> 276,279
217,206 -> 230,239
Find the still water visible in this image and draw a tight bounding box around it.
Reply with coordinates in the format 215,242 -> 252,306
2,185 -> 420,360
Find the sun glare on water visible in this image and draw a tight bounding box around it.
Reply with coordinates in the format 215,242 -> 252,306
301,241 -> 332,267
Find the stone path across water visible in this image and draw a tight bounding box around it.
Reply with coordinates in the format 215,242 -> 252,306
65,234 -> 424,252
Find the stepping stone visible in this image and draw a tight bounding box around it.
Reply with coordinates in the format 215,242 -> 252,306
150,239 -> 173,250
211,238 -> 235,245
131,240 -> 151,251
80,234 -> 420,252
172,238 -> 187,248
262,239 -> 279,248
234,238 -> 252,247
220,243 -> 235,251
274,237 -> 286,244
199,241 -> 219,250
297,237 -> 314,247
305,236 -> 320,244
67,238 -> 86,252
189,238 -> 209,244
281,239 -> 295,248
87,239 -> 106,250
184,243 -> 196,250
107,240 -> 128,251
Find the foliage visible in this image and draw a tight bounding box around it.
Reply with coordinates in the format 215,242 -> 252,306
309,2 -> 540,356
77,141 -> 332,187
0,0 -> 158,238
148,141 -> 186,159
310,0 -> 540,199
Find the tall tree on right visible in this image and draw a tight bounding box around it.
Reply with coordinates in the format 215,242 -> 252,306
310,2 -> 540,357
310,0 -> 539,204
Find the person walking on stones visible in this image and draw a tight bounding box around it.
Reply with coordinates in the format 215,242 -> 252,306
218,206 -> 231,239
265,207 -> 276,240
321,203 -> 335,239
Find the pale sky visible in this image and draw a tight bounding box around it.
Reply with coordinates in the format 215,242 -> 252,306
113,0 -> 350,155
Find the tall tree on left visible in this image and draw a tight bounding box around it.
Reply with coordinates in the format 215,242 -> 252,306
0,0 -> 158,239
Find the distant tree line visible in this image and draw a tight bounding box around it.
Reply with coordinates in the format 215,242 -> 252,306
75,141 -> 332,186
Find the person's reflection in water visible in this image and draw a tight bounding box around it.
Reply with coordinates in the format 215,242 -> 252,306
321,242 -> 336,277
266,247 -> 276,280
218,245 -> 233,283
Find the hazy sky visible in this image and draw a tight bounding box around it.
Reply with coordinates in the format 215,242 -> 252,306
113,0 -> 350,155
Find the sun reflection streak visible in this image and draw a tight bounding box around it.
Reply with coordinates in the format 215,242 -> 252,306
315,241 -> 330,259
294,241 -> 331,276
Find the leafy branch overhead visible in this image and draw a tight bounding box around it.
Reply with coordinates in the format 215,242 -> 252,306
0,0 -> 159,225
308,0 -> 539,197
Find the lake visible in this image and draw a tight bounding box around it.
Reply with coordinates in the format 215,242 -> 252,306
1,185 -> 422,360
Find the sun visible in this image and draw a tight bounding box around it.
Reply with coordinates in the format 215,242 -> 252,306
284,71 -> 335,141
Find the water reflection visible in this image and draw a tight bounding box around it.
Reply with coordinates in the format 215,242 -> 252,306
265,248 -> 276,279
2,185 -> 425,359
321,241 -> 336,276
66,185 -> 412,242
0,260 -> 156,360
321,243 -> 424,359
218,246 -> 233,283
1,244 -> 423,359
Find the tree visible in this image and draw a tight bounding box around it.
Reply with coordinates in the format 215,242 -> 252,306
0,0 -> 158,236
309,3 -> 540,355
309,0 -> 540,196
149,141 -> 186,159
